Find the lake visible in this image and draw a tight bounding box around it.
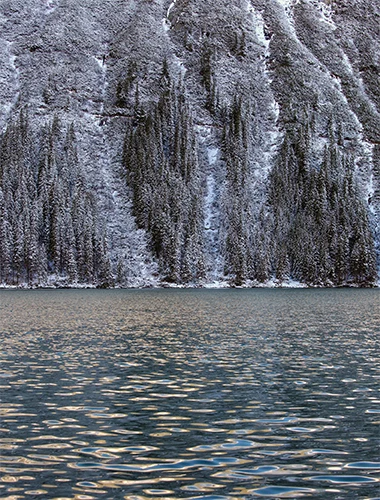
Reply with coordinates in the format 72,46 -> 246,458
0,288 -> 379,499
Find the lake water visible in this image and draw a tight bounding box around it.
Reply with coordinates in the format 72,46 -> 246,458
0,288 -> 379,500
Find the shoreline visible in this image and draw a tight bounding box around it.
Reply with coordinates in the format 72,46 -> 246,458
0,280 -> 378,290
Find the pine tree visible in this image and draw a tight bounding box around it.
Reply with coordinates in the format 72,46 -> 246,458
123,60 -> 205,283
0,113 -> 112,287
0,189 -> 10,283
220,94 -> 259,284
269,108 -> 377,287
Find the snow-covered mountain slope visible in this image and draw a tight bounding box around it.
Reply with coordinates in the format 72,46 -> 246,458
0,0 -> 379,287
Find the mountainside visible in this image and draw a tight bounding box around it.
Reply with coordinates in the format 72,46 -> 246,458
0,0 -> 379,287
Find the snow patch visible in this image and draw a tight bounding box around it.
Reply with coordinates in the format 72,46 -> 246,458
318,1 -> 336,29
368,173 -> 375,214
204,174 -> 216,230
45,0 -> 58,14
277,0 -> 299,8
172,55 -> 187,77
162,0 -> 178,31
203,278 -> 308,289
9,55 -> 16,73
196,125 -> 223,281
0,42 -> 20,130
92,52 -> 108,115
7,41 -> 19,80
93,55 -> 107,71
267,130 -> 281,147
356,139 -> 376,213
162,1 -> 187,77
249,7 -> 270,52
340,51 -> 375,99
77,87 -> 158,287
275,0 -> 300,39
301,0 -> 336,30
341,52 -> 355,75
271,100 -> 280,122
162,18 -> 170,32
195,124 -> 213,143
203,281 -> 230,289
167,1 -> 176,19
207,147 -> 218,166
267,278 -> 307,288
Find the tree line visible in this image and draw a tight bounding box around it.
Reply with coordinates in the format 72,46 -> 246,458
0,111 -> 111,286
269,112 -> 377,286
122,62 -> 205,283
0,62 -> 376,287
118,57 -> 377,287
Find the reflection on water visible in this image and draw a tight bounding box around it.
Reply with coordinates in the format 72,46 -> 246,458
0,288 -> 379,499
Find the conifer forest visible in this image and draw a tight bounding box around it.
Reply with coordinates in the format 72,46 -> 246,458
0,0 -> 379,287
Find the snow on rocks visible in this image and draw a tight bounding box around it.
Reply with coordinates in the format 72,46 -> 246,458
166,1 -> 177,20
45,0 -> 58,14
204,174 -> 216,231
79,111 -> 158,287
0,41 -> 20,130
207,147 -> 219,166
162,0 -> 178,31
249,6 -> 270,53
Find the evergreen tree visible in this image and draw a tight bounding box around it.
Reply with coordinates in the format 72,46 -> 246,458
0,112 -> 112,286
220,95 -> 264,285
123,60 -> 205,283
269,111 -> 377,286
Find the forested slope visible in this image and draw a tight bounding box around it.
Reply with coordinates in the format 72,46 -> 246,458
0,0 -> 379,287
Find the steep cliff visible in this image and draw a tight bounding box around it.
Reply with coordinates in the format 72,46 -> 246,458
0,0 -> 379,287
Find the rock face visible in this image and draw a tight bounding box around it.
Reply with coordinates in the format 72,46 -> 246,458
0,0 -> 379,287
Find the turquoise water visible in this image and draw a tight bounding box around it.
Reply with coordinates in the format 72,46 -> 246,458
0,288 -> 379,499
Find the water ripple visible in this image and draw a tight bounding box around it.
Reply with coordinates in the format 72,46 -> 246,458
308,475 -> 379,483
345,462 -> 380,469
249,486 -> 316,497
0,288 -> 379,499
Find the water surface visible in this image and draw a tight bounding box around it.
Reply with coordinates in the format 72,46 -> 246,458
0,288 -> 379,499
